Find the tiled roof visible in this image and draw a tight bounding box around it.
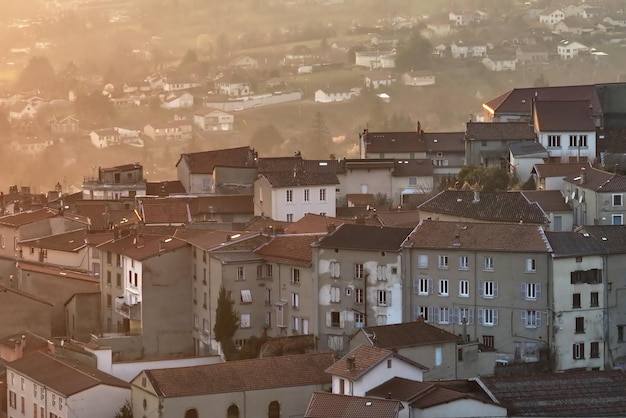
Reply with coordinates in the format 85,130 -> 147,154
140,200 -> 191,224
356,320 -> 462,348
346,194 -> 375,206
145,352 -> 334,397
190,195 -> 254,214
75,204 -> 110,231
532,162 -> 591,178
545,231 -> 606,258
0,208 -> 58,227
418,190 -> 549,224
509,141 -> 548,157
344,159 -> 395,170
304,392 -> 403,418
534,100 -> 595,132
85,232 -> 115,246
363,131 -> 427,153
482,85 -> 601,116
581,226 -> 626,254
241,216 -> 292,232
563,167 -> 626,192
521,190 -> 571,212
284,213 -> 353,234
0,331 -> 49,351
465,122 -> 536,141
20,228 -> 87,252
316,224 -> 413,251
325,345 -> 428,380
210,250 -> 263,263
7,352 -> 129,396
175,146 -> 255,174
478,370 -> 626,417
259,171 -> 339,187
406,219 -> 552,253
17,262 -> 97,284
255,234 -> 318,266
145,180 -> 186,196
422,132 -> 465,153
597,127 -> 626,154
366,376 -> 432,401
180,230 -> 258,251
392,159 -> 434,177
97,233 -> 188,261
302,159 -> 346,174
258,156 -> 304,173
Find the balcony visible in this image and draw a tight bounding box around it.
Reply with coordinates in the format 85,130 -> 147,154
115,296 -> 141,320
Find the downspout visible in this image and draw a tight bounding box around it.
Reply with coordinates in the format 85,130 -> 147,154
603,254 -> 610,369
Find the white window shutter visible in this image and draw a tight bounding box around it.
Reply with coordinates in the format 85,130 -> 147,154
479,281 -> 484,296
428,278 -> 433,294
336,263 -> 341,278
494,281 -> 499,298
468,308 -> 474,324
478,308 -> 484,325
521,310 -> 527,326
386,291 -> 392,306
521,282 -> 527,299
413,277 -> 418,293
536,284 -> 542,299
326,312 -> 332,327
427,306 -> 433,322
340,311 -> 346,329
433,306 -> 440,323
454,308 -> 459,324
494,309 -> 499,325
537,311 -> 542,327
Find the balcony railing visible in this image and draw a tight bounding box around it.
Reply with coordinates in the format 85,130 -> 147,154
115,296 -> 141,320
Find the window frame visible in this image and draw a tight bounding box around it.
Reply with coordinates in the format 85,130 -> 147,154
459,279 -> 469,298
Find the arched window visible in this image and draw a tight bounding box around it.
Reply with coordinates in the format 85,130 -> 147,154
227,404 -> 239,418
268,400 -> 280,418
184,408 -> 198,418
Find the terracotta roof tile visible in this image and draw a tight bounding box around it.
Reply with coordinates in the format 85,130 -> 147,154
521,190 -> 571,212
392,159 -> 434,177
20,228 -> 87,252
564,167 -> 626,192
465,122 -> 536,141
363,131 -> 427,153
0,283 -> 54,306
0,331 -> 49,351
284,213 -> 354,234
365,376 -> 432,401
0,208 -> 58,227
140,200 -> 191,224
146,352 -> 334,397
305,392 -> 403,418
255,235 -> 318,266
316,224 -> 413,251
242,216 -> 292,232
325,345 -> 396,380
534,100 -> 595,132
16,262 -> 98,284
374,211 -> 421,227
422,132 -> 465,153
176,146 -> 255,174
406,219 -> 552,253
418,191 -> 549,224
181,229 -> 259,251
532,162 -> 591,178
97,234 -> 188,261
260,171 -> 339,187
357,321 -> 462,348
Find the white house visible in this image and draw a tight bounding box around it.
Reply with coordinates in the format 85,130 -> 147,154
10,136 -> 53,155
89,128 -> 120,148
162,78 -> 201,92
401,71 -> 435,87
557,40 -> 589,59
355,51 -> 396,69
540,8 -> 565,27
193,109 -> 234,131
364,71 -> 396,89
315,87 -> 360,103
482,55 -> 517,71
161,91 -> 194,109
450,42 -> 487,59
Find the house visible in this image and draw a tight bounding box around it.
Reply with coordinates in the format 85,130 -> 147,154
227,55 -> 259,70
215,75 -> 251,97
522,190 -> 574,232
162,76 -> 201,92
449,11 -> 474,26
418,190 -> 550,226
0,284 -> 53,338
509,141 -> 549,183
19,228 -> 89,270
533,100 -> 597,164
82,163 -> 147,200
138,199 -> 192,226
404,220 -> 552,365
539,8 -> 565,27
144,119 -> 193,141
557,40 -> 589,59
89,128 -> 120,148
161,91 -> 194,109
359,129 -> 427,160
400,71 -> 435,87
95,233 -> 192,360
314,87 -> 361,103
554,17 -> 594,35
482,54 -> 516,71
130,352 -> 334,418
465,121 -> 537,167
545,231 -> 606,371
10,135 -> 53,155
193,109 -> 234,131
65,292 -> 101,342
531,161 -> 592,191
305,392 -> 403,418
516,44 -> 550,65
349,320 -> 483,380
354,51 -> 396,69
563,166 -> 626,226
7,351 -> 130,418
364,70 -> 396,89
325,345 -> 427,396
313,224 -> 413,354
8,100 -> 39,121
391,159 -> 434,205
423,21 -> 454,38
449,41 -> 487,59
175,146 -> 258,195
254,169 -> 339,221
50,115 -> 79,134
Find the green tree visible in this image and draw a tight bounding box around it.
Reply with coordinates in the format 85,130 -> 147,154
394,32 -> 432,72
214,286 -> 240,360
74,91 -> 116,124
114,400 -> 133,418
456,165 -> 510,192
250,124 -> 284,153
306,111 -> 333,157
16,56 -> 56,92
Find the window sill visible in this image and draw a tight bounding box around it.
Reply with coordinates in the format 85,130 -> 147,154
575,331 -> 585,334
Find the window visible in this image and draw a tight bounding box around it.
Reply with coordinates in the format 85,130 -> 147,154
612,214 -> 623,225
454,307 -> 474,324
573,342 -> 585,360
415,277 -> 433,295
330,261 -> 341,278
265,311 -> 272,328
415,305 -> 430,322
458,348 -> 464,362
435,346 -> 443,366
575,317 -> 585,333
459,280 -> 469,297
479,308 -> 498,326
286,189 -> 293,202
417,254 -> 428,268
329,311 -> 342,328
376,265 -> 387,281
482,335 -> 495,348
227,404 -> 240,418
377,290 -> 391,306
292,316 -> 300,333
438,279 -> 449,296
237,266 -> 245,281
106,271 -> 111,285
116,273 -> 122,287
548,135 -> 561,147
433,306 -> 450,324
240,289 -> 252,303
257,264 -> 273,279
106,251 -> 111,264
355,263 -> 364,279
526,258 -> 536,272
483,256 -> 494,271
481,280 -> 498,298
185,409 -> 199,418
619,325 -> 624,343
291,292 -> 299,309
613,194 -> 623,207
591,292 -> 599,307
355,288 -> 364,304
522,283 -> 541,300
9,390 -> 16,409
291,268 -> 300,284
264,288 -> 272,306
286,213 -> 294,222
573,293 -> 581,309
106,294 -> 112,308
240,313 -> 251,328
521,310 -> 542,328
569,134 -> 577,147
319,188 -> 327,202
304,188 -> 310,202
571,269 -> 602,284
459,256 -> 469,270
438,255 -> 449,269
330,286 -> 341,303
590,341 -> 600,358
579,134 -> 588,147
355,312 -> 364,328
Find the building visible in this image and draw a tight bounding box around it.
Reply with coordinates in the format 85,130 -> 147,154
82,163 -> 147,201
465,122 -> 537,168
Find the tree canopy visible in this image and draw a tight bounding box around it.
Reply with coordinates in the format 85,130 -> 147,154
214,286 -> 240,360
394,32 -> 432,73
440,165 -> 510,192
16,56 -> 56,92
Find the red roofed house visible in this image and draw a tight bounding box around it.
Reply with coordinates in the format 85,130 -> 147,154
130,352 -> 334,418
305,392 -> 404,418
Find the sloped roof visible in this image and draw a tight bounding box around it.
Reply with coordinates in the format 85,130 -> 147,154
392,159 -> 434,177
20,228 -> 87,252
260,171 -> 339,187
325,345 -> 428,380
466,122 -> 536,141
534,100 -> 595,132
180,230 -> 258,251
140,200 -> 191,225
374,211 -> 421,227
356,320 -> 462,348
284,213 -> 353,234
255,234 -> 319,266
418,190 -> 549,224
478,370 -> 626,417
366,376 -> 432,401
97,233 -> 187,261
0,208 -> 58,227
242,216 -> 292,232
509,141 -> 548,157
521,190 -> 571,212
406,219 -> 552,253
422,131 -> 465,153
316,224 -> 413,251
305,392 -> 403,418
363,131 -> 427,154
0,283 -> 54,306
175,146 -> 254,174
7,352 -> 129,396
563,167 -> 626,192
545,231 -> 606,258
0,331 -> 49,351
580,226 -> 626,254
144,352 -> 334,397
145,180 -> 186,196
532,162 -> 591,178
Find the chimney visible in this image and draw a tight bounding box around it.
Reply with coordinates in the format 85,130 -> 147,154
47,340 -> 55,354
327,223 -> 336,233
473,189 -> 480,203
580,167 -> 586,185
346,355 -> 356,370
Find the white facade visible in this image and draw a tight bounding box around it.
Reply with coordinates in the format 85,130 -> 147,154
450,43 -> 487,59
482,56 -> 517,72
540,9 -> 565,26
355,51 -> 396,69
315,88 -> 360,103
557,41 -> 589,59
537,131 -> 596,164
269,184 -> 336,221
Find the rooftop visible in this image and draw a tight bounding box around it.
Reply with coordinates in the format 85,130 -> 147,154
355,320 -> 463,348
305,392 -> 403,418
316,224 -> 413,251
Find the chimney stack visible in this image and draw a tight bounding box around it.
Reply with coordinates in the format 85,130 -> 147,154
580,167 -> 586,185
346,355 -> 356,370
473,189 -> 480,203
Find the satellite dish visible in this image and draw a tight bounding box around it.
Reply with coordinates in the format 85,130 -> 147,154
565,195 -> 570,204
